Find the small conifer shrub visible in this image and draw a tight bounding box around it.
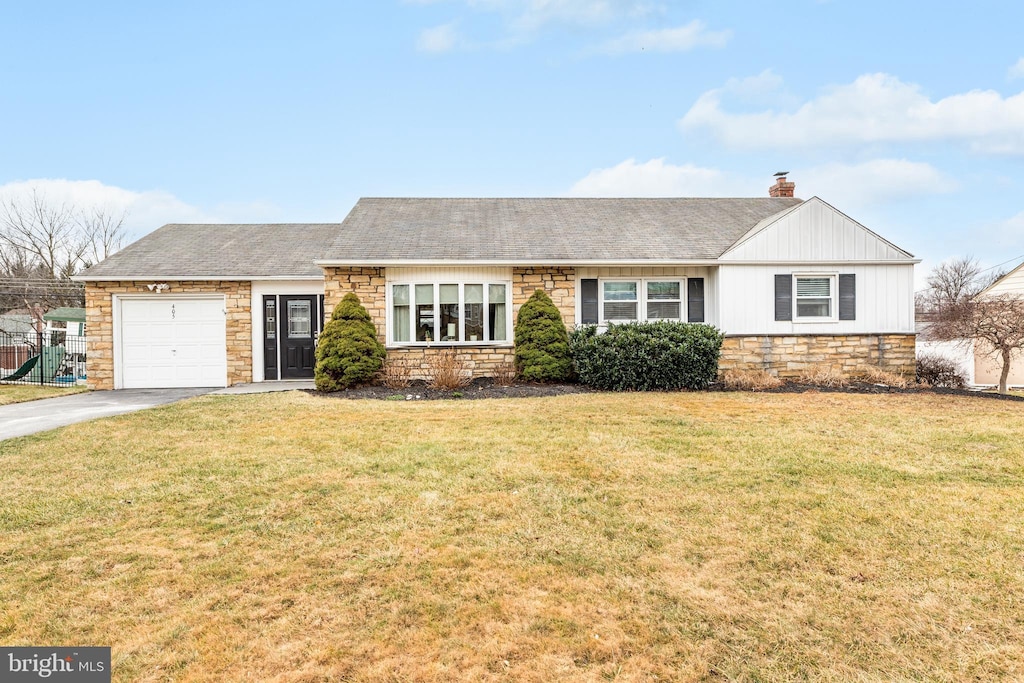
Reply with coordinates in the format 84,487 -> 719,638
514,289 -> 574,382
314,292 -> 386,391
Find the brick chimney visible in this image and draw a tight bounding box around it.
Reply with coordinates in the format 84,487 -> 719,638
769,172 -> 795,198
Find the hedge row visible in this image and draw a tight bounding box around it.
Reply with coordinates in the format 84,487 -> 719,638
570,321 -> 723,391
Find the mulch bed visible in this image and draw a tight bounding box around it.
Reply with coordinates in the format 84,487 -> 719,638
307,378 -> 1024,402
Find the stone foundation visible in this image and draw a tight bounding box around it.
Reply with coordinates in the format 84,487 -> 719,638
384,346 -> 516,381
322,266 -> 576,378
719,334 -> 917,379
85,280 -> 252,391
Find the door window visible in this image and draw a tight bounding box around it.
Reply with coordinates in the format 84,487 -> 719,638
287,300 -> 312,338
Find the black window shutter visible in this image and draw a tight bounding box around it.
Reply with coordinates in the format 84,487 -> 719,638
687,278 -> 705,323
839,274 -> 856,320
580,278 -> 599,324
774,274 -> 792,321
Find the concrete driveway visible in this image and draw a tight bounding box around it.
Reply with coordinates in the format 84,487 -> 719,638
0,388 -> 217,441
0,381 -> 315,441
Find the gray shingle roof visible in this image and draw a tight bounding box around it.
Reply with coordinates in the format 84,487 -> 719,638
76,197 -> 807,279
77,223 -> 340,279
318,197 -> 804,262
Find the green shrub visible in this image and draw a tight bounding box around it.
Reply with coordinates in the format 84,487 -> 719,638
514,289 -> 574,382
314,292 -> 386,391
569,321 -> 723,391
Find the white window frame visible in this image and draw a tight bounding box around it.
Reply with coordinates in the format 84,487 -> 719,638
386,280 -> 513,347
598,277 -> 685,324
792,273 -> 838,322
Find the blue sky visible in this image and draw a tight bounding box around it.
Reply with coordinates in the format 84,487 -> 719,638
2,0 -> 1023,286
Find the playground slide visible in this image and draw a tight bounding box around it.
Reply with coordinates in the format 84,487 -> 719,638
0,346 -> 65,383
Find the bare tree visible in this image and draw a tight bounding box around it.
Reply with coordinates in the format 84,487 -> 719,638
77,206 -> 128,267
926,257 -> 1024,394
0,188 -> 129,278
918,256 -> 1003,315
0,187 -> 129,314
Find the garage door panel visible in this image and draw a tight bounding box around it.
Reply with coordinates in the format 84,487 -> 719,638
119,296 -> 228,389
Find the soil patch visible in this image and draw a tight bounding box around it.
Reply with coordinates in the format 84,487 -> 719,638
307,378 -> 1024,402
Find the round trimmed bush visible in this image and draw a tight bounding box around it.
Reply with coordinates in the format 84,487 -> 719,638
314,292 -> 386,391
514,289 -> 574,382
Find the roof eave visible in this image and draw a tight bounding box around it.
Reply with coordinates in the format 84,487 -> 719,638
72,274 -> 326,282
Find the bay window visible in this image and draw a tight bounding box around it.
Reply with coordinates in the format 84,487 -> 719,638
391,281 -> 510,345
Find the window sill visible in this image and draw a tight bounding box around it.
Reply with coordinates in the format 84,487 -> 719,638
792,318 -> 839,324
387,342 -> 514,349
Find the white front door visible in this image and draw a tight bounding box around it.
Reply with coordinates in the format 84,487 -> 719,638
118,296 -> 227,388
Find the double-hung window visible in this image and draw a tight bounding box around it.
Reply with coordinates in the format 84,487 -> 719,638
599,279 -> 684,322
794,275 -> 835,320
645,281 -> 682,320
390,281 -> 510,345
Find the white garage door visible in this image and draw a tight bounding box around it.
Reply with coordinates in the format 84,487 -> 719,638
119,296 -> 227,388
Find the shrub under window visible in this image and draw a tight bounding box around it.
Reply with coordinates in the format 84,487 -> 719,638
570,321 -> 723,391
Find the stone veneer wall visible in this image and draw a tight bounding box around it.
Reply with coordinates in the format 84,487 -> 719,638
322,266 -> 577,379
718,334 -> 917,379
84,281 -> 252,391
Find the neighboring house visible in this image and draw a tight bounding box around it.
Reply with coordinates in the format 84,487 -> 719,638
74,177 -> 918,390
973,260 -> 1024,388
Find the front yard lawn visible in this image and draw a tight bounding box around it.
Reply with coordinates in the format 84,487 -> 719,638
0,383 -> 87,406
1,391 -> 1021,681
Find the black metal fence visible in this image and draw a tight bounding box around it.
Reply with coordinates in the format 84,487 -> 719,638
0,330 -> 87,387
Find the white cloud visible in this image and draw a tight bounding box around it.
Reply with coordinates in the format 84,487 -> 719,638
410,1 -> 697,51
680,72 -> 1024,154
597,20 -> 730,54
1010,58 -> 1024,80
567,158 -> 759,197
986,210 -> 1024,250
416,22 -> 460,53
567,157 -> 956,208
509,0 -> 660,31
0,179 -> 281,241
797,159 -> 958,208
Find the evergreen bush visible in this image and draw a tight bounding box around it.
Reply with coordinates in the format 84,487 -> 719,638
514,289 -> 574,382
569,321 -> 723,391
314,292 -> 386,391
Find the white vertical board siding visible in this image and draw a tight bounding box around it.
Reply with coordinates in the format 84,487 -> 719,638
388,266 -> 513,282
723,198 -> 911,262
577,266 -> 718,327
986,261 -> 1024,296
718,264 -> 915,335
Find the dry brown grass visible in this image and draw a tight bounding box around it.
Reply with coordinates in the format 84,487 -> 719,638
857,365 -> 911,388
425,348 -> 472,390
2,392 -> 1023,681
718,368 -> 783,390
491,361 -> 517,387
0,383 -> 87,406
380,356 -> 412,389
799,364 -> 847,387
